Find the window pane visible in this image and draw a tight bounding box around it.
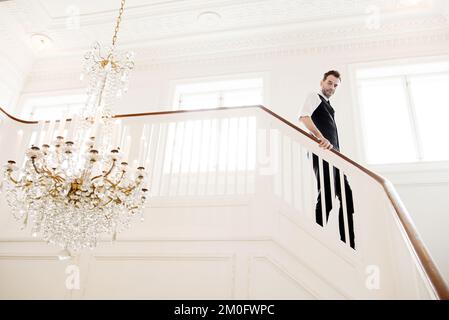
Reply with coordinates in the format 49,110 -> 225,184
359,78 -> 417,164
174,77 -> 264,110
222,88 -> 263,107
409,74 -> 449,161
170,76 -> 263,173
180,92 -> 219,109
30,104 -> 84,120
22,95 -> 86,120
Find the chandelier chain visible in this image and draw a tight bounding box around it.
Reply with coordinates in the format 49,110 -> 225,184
112,0 -> 126,47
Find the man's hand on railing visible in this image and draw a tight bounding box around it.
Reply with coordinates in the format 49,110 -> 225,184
299,116 -> 333,150
317,136 -> 333,150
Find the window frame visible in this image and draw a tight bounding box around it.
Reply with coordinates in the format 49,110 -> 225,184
162,73 -> 268,176
16,89 -> 86,121
349,55 -> 449,170
168,72 -> 270,111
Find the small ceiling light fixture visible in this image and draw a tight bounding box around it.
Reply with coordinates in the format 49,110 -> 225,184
197,11 -> 222,27
30,33 -> 53,52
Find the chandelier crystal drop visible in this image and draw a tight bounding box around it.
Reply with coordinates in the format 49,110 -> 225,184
81,41 -> 135,121
1,0 -> 148,253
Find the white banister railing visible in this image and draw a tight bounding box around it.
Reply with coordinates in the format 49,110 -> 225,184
0,106 -> 447,299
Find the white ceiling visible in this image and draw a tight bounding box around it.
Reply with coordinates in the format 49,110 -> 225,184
0,0 -> 446,109
0,0 -> 448,79
1,0 -> 448,54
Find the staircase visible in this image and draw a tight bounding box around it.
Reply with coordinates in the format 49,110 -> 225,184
0,105 -> 447,299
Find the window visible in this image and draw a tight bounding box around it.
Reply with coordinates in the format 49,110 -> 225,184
20,94 -> 86,120
164,75 -> 265,173
355,59 -> 449,164
173,77 -> 264,109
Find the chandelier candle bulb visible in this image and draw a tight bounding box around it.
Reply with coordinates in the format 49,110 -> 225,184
12,130 -> 24,161
44,120 -> 56,145
36,121 -> 46,146
123,135 -> 132,161
137,136 -> 146,165
65,116 -> 76,142
39,121 -> 50,147
112,119 -> 122,149
90,115 -> 102,139
57,112 -> 68,137
28,131 -> 38,149
119,126 -> 128,149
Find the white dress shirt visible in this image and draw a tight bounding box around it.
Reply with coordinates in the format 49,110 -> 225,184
298,91 -> 330,118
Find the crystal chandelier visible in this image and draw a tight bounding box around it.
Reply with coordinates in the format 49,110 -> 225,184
2,0 -> 149,255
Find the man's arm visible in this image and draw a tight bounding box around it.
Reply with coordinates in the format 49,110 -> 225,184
299,116 -> 333,150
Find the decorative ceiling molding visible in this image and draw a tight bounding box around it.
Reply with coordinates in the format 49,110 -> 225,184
5,0 -> 446,80
43,0 -> 436,31
8,0 -> 446,55
133,30 -> 449,69
31,13 -> 449,66
129,15 -> 449,60
26,25 -> 449,83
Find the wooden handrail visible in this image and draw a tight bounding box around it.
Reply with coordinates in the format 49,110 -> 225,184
1,105 -> 448,299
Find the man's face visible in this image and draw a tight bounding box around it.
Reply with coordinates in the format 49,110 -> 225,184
320,75 -> 340,98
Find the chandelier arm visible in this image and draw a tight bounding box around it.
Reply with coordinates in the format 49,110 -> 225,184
90,174 -> 103,182
45,168 -> 65,182
83,189 -> 94,198
81,166 -> 93,182
98,196 -> 114,208
91,159 -> 116,182
67,180 -> 82,198
49,189 -> 59,198
41,166 -> 53,176
105,169 -> 125,188
104,159 -> 116,178
119,185 -> 137,196
104,178 -> 117,187
31,158 -> 42,175
105,197 -> 114,206
118,178 -> 142,195
41,167 -> 65,184
116,170 -> 126,185
85,186 -> 102,203
96,194 -> 107,207
6,172 -> 19,185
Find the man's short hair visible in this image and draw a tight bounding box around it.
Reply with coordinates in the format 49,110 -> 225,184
323,70 -> 341,82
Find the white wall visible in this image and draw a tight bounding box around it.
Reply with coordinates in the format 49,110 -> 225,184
14,34 -> 449,283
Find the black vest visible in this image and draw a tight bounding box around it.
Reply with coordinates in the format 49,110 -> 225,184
311,94 -> 340,151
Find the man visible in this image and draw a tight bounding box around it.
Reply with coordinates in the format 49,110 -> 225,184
298,70 -> 355,249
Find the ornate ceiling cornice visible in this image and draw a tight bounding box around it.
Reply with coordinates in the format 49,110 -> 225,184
20,1 -> 449,78
27,25 -> 449,83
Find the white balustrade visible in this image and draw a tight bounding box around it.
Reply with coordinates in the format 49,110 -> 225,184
0,106 -> 443,299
